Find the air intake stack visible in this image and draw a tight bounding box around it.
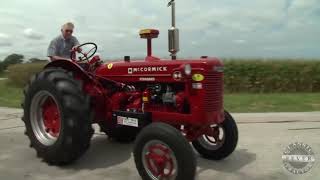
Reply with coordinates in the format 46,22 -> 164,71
168,0 -> 179,60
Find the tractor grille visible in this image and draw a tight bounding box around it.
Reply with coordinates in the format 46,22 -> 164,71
203,72 -> 223,111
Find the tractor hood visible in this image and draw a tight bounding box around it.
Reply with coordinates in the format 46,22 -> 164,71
95,57 -> 223,83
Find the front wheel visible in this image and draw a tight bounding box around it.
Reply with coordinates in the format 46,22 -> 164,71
134,123 -> 196,180
192,111 -> 238,160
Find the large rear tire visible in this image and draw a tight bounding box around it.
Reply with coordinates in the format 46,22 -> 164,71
192,111 -> 238,160
22,68 -> 94,165
134,123 -> 196,180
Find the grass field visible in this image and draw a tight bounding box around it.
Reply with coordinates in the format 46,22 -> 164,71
0,80 -> 23,108
0,80 -> 319,112
224,93 -> 320,112
0,72 -> 7,78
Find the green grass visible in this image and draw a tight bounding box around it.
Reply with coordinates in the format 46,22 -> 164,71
224,93 -> 320,112
0,81 -> 319,112
0,72 -> 7,78
0,80 -> 23,108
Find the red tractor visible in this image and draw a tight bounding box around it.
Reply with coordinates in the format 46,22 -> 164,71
22,1 -> 238,180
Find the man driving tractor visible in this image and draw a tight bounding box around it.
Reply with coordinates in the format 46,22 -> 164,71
23,2 -> 238,180
47,22 -> 80,61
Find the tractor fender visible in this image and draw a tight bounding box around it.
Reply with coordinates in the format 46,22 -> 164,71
44,60 -> 92,82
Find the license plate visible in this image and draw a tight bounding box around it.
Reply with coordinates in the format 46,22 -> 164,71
117,116 -> 139,127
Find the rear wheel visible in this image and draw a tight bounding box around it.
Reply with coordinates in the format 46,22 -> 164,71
22,68 -> 94,165
192,111 -> 238,160
134,123 -> 196,180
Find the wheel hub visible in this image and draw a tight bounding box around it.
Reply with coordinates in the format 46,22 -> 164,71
30,91 -> 61,146
199,125 -> 226,150
143,141 -> 177,180
42,97 -> 61,137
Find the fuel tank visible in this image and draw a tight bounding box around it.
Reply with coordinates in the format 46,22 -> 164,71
95,57 -> 224,83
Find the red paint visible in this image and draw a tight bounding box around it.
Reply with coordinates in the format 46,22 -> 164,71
45,56 -> 225,140
175,92 -> 185,112
145,56 -> 160,61
95,58 -> 224,123
147,39 -> 152,57
42,97 -> 60,137
45,38 -> 225,141
145,143 -> 174,177
89,55 -> 101,65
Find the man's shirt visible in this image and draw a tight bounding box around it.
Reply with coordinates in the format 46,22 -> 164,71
47,35 -> 80,58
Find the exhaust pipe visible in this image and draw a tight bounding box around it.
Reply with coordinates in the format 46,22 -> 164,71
168,0 -> 179,60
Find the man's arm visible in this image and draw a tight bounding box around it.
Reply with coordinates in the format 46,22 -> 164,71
47,39 -> 70,61
71,36 -> 81,52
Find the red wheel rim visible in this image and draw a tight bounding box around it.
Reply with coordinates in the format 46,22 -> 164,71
142,140 -> 178,180
30,91 -> 61,146
42,97 -> 61,137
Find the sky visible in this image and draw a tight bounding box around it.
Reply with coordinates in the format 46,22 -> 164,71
0,0 -> 319,60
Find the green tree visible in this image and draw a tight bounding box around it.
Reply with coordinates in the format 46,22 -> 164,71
0,54 -> 24,72
0,63 -> 5,72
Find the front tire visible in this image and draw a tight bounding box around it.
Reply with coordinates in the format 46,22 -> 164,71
192,111 -> 238,160
22,68 -> 94,165
134,123 -> 196,180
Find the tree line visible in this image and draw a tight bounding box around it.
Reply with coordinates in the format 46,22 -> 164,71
0,54 -> 47,73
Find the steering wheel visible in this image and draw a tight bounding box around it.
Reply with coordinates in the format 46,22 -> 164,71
70,42 -> 98,62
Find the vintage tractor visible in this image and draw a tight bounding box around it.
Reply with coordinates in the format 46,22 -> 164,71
22,1 -> 238,180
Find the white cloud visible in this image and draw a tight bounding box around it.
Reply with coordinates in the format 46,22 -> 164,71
23,28 -> 44,40
288,0 -> 318,12
233,40 -> 247,44
113,33 -> 126,39
0,42 -> 12,47
0,0 -> 319,59
191,41 -> 199,46
0,33 -> 10,39
0,33 -> 12,47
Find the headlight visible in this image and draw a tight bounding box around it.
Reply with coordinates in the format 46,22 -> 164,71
184,64 -> 192,75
